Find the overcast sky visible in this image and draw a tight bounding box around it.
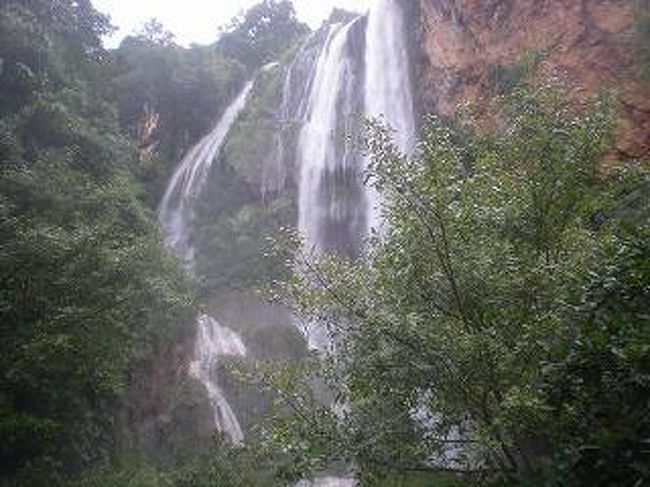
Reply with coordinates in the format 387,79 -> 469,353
93,0 -> 372,48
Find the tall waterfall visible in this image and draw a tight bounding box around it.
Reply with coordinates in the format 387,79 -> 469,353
364,0 -> 416,233
159,81 -> 254,264
274,2 -> 413,348
157,0 -> 415,444
159,82 -> 254,444
287,1 -> 414,254
297,20 -> 366,257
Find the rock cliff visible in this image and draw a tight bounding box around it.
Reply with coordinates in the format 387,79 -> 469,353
413,0 -> 650,159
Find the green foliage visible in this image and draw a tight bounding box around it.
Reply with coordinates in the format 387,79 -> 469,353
223,64 -> 284,187
113,32 -> 247,203
194,188 -> 296,293
134,19 -> 176,47
265,83 -> 649,484
487,50 -> 549,95
531,226 -> 650,485
69,444 -> 279,487
0,0 -> 112,103
373,471 -> 467,486
0,1 -> 197,483
217,0 -> 309,69
234,357 -> 345,483
0,0 -> 309,483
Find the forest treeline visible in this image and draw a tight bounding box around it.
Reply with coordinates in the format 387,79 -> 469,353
0,0 -> 648,486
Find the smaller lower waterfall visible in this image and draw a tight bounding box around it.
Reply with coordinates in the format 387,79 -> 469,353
159,81 -> 254,264
190,314 -> 247,444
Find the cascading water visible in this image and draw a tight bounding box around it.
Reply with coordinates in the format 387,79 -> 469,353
290,18 -> 367,349
264,23 -> 348,199
275,2 -> 413,349
296,19 -> 366,258
285,2 -> 415,256
159,81 -> 254,264
190,314 -> 247,445
364,0 -> 416,233
158,0 -> 415,451
158,82 -> 254,444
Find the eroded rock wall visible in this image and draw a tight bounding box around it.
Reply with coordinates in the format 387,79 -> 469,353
413,0 -> 650,159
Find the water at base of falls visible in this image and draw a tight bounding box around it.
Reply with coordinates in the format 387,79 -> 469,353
190,314 -> 247,444
296,477 -> 357,487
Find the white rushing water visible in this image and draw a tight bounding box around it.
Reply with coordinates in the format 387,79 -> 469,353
157,0 -> 415,449
294,19 -> 365,349
290,2 -> 414,349
297,21 -> 359,254
159,81 -> 254,264
294,0 -> 415,253
296,477 -> 357,487
364,0 -> 416,234
159,82 -> 254,444
190,314 -> 247,444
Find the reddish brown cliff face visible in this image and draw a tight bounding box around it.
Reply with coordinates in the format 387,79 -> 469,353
414,0 -> 650,159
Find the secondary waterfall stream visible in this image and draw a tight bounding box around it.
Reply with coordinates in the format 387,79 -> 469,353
159,81 -> 254,265
159,81 -> 254,444
190,314 -> 247,444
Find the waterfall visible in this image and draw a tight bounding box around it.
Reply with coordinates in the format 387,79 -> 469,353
263,35 -> 317,197
364,0 -> 416,233
288,18 -> 365,349
268,2 -> 413,350
159,81 -> 254,264
296,18 -> 366,258
190,315 -> 247,445
159,82 -> 254,444
289,1 -> 414,254
157,0 -> 416,445
280,2 -> 412,349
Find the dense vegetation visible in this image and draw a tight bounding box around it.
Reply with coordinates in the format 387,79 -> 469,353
193,64 -> 296,293
217,0 -> 309,70
112,21 -> 247,204
261,84 -> 649,485
1,0 -> 648,485
0,0 -> 307,484
0,0 -> 198,483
